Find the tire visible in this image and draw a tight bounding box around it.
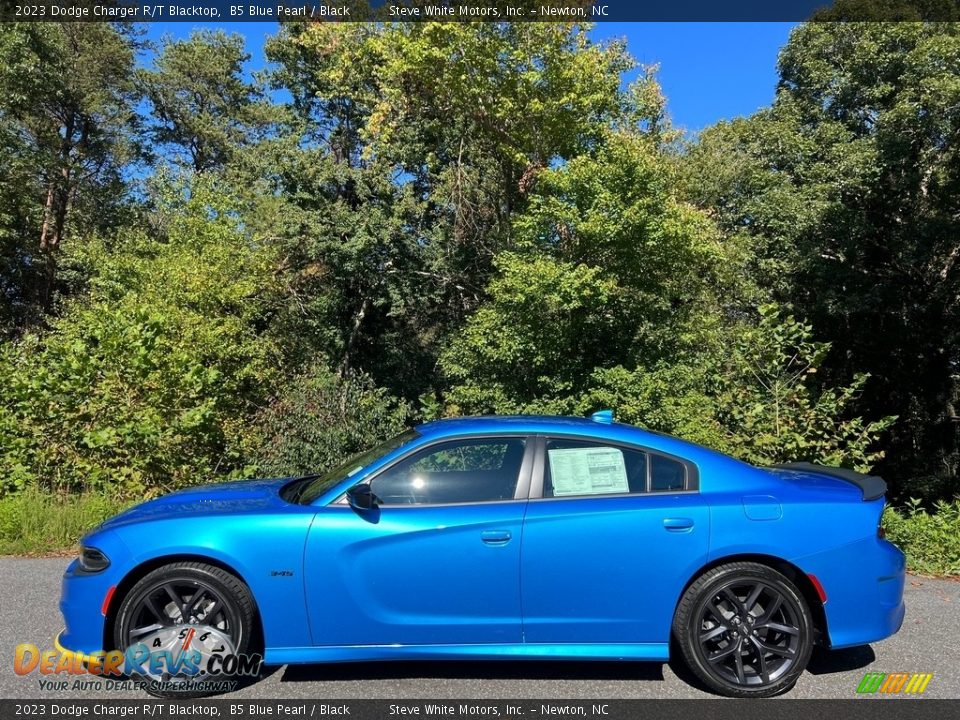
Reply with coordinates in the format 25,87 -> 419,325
673,562 -> 814,698
113,561 -> 259,698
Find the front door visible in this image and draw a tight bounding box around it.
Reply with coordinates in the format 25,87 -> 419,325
304,435 -> 531,646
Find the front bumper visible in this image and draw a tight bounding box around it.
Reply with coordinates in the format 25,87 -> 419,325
59,531 -> 133,656
54,628 -> 102,663
59,558 -> 114,655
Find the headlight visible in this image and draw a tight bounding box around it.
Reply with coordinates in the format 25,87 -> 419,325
78,546 -> 110,573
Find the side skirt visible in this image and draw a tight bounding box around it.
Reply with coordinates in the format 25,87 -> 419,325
265,643 -> 670,666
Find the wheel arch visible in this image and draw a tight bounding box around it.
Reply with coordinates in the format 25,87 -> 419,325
675,553 -> 829,647
102,553 -> 265,652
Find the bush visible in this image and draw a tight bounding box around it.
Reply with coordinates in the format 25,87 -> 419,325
883,499 -> 960,576
0,490 -> 129,555
0,178 -> 283,498
243,364 -> 412,477
714,305 -> 897,472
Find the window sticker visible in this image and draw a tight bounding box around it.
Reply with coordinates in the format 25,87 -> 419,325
548,446 -> 629,496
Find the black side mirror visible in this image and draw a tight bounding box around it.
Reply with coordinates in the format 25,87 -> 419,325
347,484 -> 379,511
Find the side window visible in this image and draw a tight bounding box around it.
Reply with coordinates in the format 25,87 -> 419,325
542,438 -> 692,497
543,439 -> 647,498
369,437 -> 526,505
651,454 -> 687,492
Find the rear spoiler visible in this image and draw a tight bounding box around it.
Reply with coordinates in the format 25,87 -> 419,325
772,462 -> 887,501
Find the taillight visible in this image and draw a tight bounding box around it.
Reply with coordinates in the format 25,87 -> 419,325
878,525 -> 886,539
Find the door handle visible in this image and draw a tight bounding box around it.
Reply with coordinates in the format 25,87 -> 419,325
663,517 -> 694,531
481,530 -> 512,545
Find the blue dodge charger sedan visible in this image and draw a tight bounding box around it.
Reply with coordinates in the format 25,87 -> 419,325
58,412 -> 905,697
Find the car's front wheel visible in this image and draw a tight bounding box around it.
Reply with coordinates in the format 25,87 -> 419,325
113,561 -> 259,698
673,561 -> 814,697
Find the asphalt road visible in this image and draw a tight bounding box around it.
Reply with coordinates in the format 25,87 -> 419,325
1,558 -> 957,700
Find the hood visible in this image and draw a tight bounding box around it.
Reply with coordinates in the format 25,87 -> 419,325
96,477 -> 297,531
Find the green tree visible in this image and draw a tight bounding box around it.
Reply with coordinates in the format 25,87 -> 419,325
441,128 -> 892,470
440,130 -> 738,416
440,251 -> 625,414
139,30 -> 272,174
262,22 -> 635,398
684,22 -> 960,498
0,23 -> 139,322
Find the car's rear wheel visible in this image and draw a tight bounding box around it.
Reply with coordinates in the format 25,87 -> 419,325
113,561 -> 258,698
673,562 -> 814,697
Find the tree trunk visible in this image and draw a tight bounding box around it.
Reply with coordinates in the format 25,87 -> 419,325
37,116 -> 76,310
341,297 -> 371,376
38,181 -> 58,310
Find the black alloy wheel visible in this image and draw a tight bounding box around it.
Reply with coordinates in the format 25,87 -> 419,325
674,562 -> 814,697
113,561 -> 258,698
122,578 -> 236,642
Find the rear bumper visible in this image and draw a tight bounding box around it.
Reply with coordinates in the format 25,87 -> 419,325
793,536 -> 906,649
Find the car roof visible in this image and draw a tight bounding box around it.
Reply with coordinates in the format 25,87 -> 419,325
414,415 -> 747,470
417,414 -> 610,436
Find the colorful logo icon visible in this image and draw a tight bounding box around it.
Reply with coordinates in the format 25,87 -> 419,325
856,672 -> 933,695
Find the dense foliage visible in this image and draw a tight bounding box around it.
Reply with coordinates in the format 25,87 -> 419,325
883,500 -> 960,576
0,20 -> 956,523
0,178 -> 283,496
242,364 -> 411,478
683,23 -> 960,500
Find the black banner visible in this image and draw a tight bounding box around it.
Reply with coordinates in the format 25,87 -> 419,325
0,0 -> 959,23
1,700 -> 958,720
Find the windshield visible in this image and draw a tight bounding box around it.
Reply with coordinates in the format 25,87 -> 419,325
289,429 -> 420,505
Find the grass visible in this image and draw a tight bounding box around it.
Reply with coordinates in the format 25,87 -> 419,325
0,490 -> 130,556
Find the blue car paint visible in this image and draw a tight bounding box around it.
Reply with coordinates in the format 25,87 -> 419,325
59,415 -> 905,669
305,501 -> 528,646
519,493 -> 709,645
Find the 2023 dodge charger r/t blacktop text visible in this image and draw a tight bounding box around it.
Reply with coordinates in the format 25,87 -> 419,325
58,412 -> 905,697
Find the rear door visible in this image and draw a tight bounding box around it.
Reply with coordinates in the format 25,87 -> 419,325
520,435 -> 710,645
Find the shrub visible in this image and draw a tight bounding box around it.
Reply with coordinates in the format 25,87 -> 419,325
0,178 -> 283,498
883,499 -> 960,577
243,364 -> 412,477
716,305 -> 896,472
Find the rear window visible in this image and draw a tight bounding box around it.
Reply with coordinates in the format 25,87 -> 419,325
651,454 -> 687,491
